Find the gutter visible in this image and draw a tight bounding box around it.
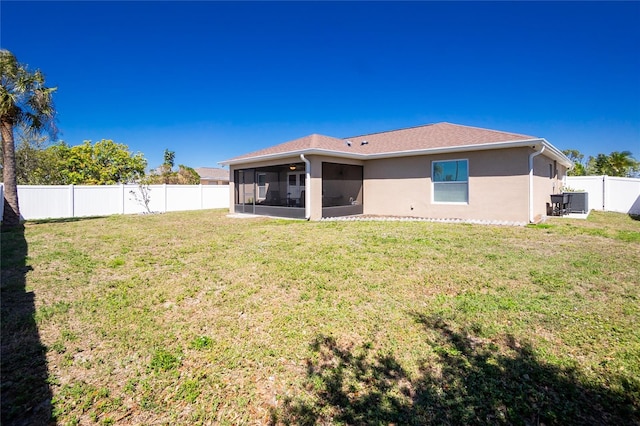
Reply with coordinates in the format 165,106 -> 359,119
300,154 -> 311,220
529,145 -> 545,223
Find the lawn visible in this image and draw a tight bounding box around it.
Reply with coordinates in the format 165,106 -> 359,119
1,209 -> 639,425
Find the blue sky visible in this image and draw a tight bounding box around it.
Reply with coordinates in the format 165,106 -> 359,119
2,1 -> 639,169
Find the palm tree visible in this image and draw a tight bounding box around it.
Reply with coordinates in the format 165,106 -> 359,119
607,151 -> 638,177
1,50 -> 57,227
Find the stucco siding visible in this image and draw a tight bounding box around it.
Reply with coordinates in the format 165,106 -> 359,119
229,147 -> 567,223
364,156 -> 429,217
364,148 -> 532,222
532,153 -> 566,221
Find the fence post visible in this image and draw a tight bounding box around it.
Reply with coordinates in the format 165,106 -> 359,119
69,184 -> 75,218
163,184 -> 168,212
200,184 -> 204,210
121,183 -> 125,215
603,175 -> 607,211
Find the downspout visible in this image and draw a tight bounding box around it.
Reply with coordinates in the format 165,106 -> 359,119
300,154 -> 311,220
528,145 -> 545,223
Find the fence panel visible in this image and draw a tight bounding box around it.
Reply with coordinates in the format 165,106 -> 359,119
566,176 -> 604,211
74,185 -> 124,217
123,184 -> 148,215
202,185 -> 230,209
125,184 -> 167,214
166,185 -> 202,211
17,185 -> 72,220
606,177 -> 640,214
1,184 -> 230,221
566,175 -> 640,214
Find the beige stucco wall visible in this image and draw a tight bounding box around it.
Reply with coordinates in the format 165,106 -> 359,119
229,148 -> 566,223
531,153 -> 567,222
364,148 -> 533,223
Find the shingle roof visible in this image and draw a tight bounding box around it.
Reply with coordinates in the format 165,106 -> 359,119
346,122 -> 536,153
194,167 -> 229,180
224,122 -> 538,164
224,134 -> 348,162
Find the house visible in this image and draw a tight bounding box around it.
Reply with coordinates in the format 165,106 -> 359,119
194,167 -> 230,185
220,122 -> 572,223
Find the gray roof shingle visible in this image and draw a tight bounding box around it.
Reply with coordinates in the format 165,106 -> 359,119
224,122 -> 537,163
194,167 -> 229,180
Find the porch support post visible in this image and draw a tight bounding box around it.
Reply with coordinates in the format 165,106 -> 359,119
301,154 -> 311,220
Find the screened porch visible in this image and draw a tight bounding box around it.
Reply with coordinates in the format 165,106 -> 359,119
233,162 -> 363,219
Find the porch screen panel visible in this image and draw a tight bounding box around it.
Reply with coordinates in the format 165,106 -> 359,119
322,163 -> 363,207
261,171 -> 282,205
234,169 -> 256,205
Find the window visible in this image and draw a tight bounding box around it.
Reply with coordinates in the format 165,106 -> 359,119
432,159 -> 468,203
257,173 -> 266,199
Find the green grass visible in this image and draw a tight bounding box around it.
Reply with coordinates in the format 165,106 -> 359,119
2,210 -> 639,425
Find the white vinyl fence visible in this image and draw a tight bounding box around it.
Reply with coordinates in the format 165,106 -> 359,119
565,176 -> 640,215
0,184 -> 230,221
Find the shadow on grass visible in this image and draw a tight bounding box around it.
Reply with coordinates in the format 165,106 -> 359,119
1,225 -> 52,425
27,215 -> 106,225
271,314 -> 638,425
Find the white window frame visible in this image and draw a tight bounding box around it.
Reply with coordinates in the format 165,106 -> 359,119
432,159 -> 469,204
257,173 -> 267,200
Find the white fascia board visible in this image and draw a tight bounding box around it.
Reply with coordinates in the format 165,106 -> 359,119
364,139 -> 545,160
539,139 -> 574,168
219,149 -> 361,166
220,138 -> 574,167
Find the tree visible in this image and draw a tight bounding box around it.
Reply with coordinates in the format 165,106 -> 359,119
129,180 -> 153,214
1,50 -> 57,226
11,129 -> 62,184
563,149 -> 639,177
159,149 -> 176,182
592,153 -> 611,175
562,149 -> 586,176
49,139 -> 147,185
0,126 -> 53,184
147,149 -> 200,184
163,149 -> 175,169
176,164 -> 200,184
608,151 -> 638,177
588,151 -> 639,177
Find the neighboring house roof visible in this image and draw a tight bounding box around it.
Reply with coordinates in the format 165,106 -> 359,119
194,167 -> 229,181
221,122 -> 572,167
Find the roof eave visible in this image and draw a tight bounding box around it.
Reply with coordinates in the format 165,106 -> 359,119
539,138 -> 574,168
219,148 -> 361,166
367,138 -> 573,167
364,139 -> 543,160
220,138 -> 574,168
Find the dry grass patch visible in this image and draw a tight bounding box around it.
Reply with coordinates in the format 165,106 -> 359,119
1,210 -> 638,425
